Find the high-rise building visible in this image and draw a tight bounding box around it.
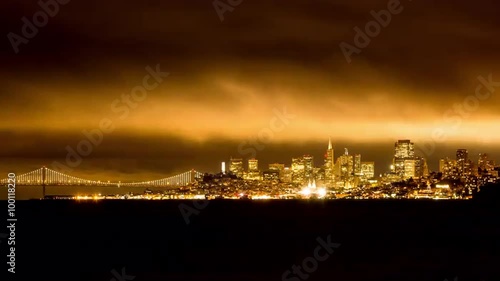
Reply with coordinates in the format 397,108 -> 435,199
247,158 -> 260,180
414,157 -> 428,178
291,157 -> 305,184
395,140 -> 415,158
478,153 -> 495,172
248,159 -> 258,172
403,159 -> 416,179
477,153 -> 497,186
221,162 -> 226,174
393,140 -> 416,179
441,157 -> 459,180
361,162 -> 375,179
282,167 -> 293,183
303,155 -> 314,182
337,148 -> 354,182
324,138 -> 335,186
456,149 -> 468,161
354,154 -> 362,176
439,159 -> 446,173
456,149 -> 472,179
229,157 -> 244,178
269,163 -> 285,180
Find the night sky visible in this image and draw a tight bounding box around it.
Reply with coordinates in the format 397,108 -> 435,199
1,0 -> 500,180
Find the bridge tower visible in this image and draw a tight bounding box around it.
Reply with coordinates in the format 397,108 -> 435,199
42,166 -> 46,199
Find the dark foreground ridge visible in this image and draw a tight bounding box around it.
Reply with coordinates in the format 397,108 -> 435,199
2,200 -> 499,281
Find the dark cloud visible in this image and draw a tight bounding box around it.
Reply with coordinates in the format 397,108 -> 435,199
1,0 -> 500,176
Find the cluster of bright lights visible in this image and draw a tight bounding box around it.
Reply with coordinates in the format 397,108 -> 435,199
299,187 -> 327,198
252,195 -> 272,200
75,194 -> 102,200
317,188 -> 327,197
300,188 -> 311,196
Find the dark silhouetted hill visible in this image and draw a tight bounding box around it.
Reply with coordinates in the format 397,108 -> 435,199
473,182 -> 500,201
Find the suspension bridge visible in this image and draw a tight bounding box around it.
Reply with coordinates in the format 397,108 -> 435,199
1,166 -> 204,192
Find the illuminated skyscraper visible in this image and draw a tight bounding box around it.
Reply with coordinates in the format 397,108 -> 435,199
229,157 -> 244,178
395,140 -> 415,158
478,153 -> 495,172
456,149 -> 468,161
477,153 -> 497,186
439,159 -> 446,173
361,162 -> 375,179
393,140 -> 415,179
221,162 -> 226,174
441,157 -> 459,180
324,137 -> 335,186
337,148 -> 354,183
248,159 -> 258,172
403,159 -> 416,179
282,167 -> 293,183
269,163 -> 285,180
247,159 -> 260,180
354,154 -> 361,176
414,157 -> 428,178
303,155 -> 314,182
291,157 -> 305,184
456,149 -> 472,178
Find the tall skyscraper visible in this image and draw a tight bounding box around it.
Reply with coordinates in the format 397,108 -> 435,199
395,140 -> 415,158
337,148 -> 354,183
439,158 -> 446,173
361,162 -> 375,179
247,158 -> 260,180
303,155 -> 314,182
248,159 -> 258,172
324,138 -> 335,186
282,167 -> 293,183
291,157 -> 305,184
456,149 -> 468,168
478,153 -> 495,172
456,149 -> 471,178
354,154 -> 362,176
393,140 -> 415,179
269,163 -> 285,180
441,157 -> 459,180
229,157 -> 244,178
414,157 -> 428,178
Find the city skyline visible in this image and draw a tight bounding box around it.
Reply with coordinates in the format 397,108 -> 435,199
2,137 -> 498,183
